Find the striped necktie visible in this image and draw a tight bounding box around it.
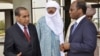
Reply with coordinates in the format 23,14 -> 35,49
71,22 -> 77,34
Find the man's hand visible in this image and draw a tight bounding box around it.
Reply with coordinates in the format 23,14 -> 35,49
17,52 -> 22,56
63,43 -> 70,50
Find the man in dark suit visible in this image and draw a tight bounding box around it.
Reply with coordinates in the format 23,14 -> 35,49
60,0 -> 97,56
4,7 -> 41,56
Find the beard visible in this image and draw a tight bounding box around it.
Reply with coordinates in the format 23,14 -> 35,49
48,10 -> 55,14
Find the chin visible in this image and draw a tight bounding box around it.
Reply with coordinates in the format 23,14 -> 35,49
24,24 -> 29,26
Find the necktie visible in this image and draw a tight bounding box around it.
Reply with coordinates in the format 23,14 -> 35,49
71,22 -> 77,34
24,26 -> 30,42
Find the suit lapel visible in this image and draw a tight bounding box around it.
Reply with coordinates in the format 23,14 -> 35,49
28,24 -> 37,44
70,17 -> 86,42
28,24 -> 35,52
14,23 -> 28,42
28,25 -> 33,43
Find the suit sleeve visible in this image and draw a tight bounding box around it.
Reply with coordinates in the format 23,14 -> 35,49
4,29 -> 17,56
70,22 -> 97,53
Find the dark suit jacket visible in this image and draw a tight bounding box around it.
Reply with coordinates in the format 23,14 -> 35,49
4,23 -> 41,56
67,17 -> 97,56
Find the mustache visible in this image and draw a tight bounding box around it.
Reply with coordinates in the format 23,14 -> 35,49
48,10 -> 55,14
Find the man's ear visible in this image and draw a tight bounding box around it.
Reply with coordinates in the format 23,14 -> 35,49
15,16 -> 19,21
78,8 -> 83,15
78,8 -> 82,12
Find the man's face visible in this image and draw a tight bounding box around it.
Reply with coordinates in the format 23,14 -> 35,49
47,7 -> 56,14
69,2 -> 80,19
16,10 -> 30,26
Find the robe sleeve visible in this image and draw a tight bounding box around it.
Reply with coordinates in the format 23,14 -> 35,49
59,32 -> 64,44
59,32 -> 65,56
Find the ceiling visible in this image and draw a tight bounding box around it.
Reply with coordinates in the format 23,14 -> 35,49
86,0 -> 100,3
0,0 -> 100,3
0,0 -> 12,3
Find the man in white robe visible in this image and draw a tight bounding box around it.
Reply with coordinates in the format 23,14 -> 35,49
36,1 -> 64,56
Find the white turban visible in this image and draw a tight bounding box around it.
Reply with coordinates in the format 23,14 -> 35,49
46,1 -> 60,9
45,1 -> 63,35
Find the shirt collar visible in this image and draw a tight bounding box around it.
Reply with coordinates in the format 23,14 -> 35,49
17,22 -> 28,32
76,15 -> 86,24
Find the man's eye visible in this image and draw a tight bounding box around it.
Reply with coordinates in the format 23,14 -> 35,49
23,16 -> 26,18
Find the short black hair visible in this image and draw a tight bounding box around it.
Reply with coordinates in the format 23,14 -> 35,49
15,7 -> 27,16
76,0 -> 87,14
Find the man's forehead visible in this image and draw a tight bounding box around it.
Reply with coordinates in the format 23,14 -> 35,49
20,10 -> 28,13
47,7 -> 56,8
19,10 -> 29,15
70,3 -> 76,9
71,1 -> 77,6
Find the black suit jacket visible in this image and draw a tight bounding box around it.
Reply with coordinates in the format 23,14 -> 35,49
4,23 -> 41,56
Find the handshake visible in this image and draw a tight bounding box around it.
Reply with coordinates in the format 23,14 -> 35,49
60,43 -> 70,52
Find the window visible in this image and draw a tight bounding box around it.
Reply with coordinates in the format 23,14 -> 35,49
32,0 -> 47,24
0,3 -> 13,43
0,12 -> 5,42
